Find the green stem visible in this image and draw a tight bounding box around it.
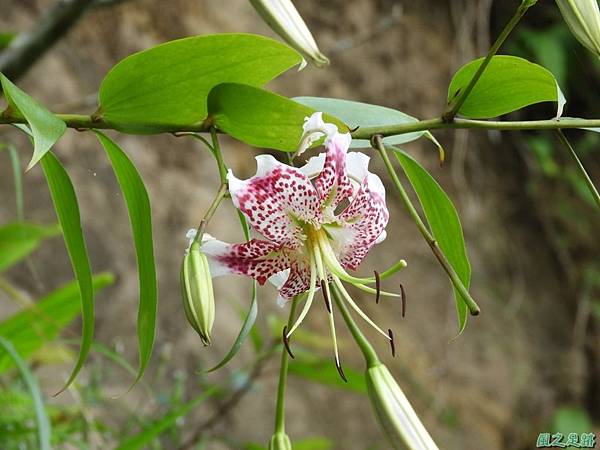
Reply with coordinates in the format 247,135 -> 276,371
330,284 -> 380,368
192,182 -> 228,244
3,112 -> 600,140
274,296 -> 299,434
374,137 -> 480,316
442,0 -> 536,121
210,127 -> 228,183
555,130 -> 600,208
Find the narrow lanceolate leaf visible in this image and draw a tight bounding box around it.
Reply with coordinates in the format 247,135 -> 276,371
0,222 -> 60,272
0,73 -> 66,169
98,34 -> 302,133
394,149 -> 471,333
0,337 -> 51,450
447,55 -> 565,119
94,131 -> 157,385
40,151 -> 94,392
208,83 -> 346,151
115,387 -> 218,450
207,283 -> 258,372
0,273 -> 114,374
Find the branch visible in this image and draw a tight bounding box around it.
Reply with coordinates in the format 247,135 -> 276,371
0,0 -> 98,81
2,111 -> 600,137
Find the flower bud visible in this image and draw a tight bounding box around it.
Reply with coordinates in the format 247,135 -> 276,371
249,0 -> 329,68
366,364 -> 439,450
180,241 -> 215,345
268,432 -> 292,450
556,0 -> 600,57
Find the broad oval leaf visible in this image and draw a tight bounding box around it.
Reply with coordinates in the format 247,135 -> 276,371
394,149 -> 472,333
447,55 -> 565,119
0,273 -> 114,374
98,34 -> 302,133
208,83 -> 346,151
294,96 -> 435,148
0,73 -> 66,169
0,337 -> 51,450
0,222 -> 60,272
94,132 -> 157,386
40,151 -> 94,392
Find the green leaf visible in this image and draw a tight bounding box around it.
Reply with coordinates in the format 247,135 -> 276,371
0,73 -> 66,169
208,83 -> 346,151
93,132 -> 157,385
207,283 -> 257,372
289,354 -> 367,394
0,33 -> 15,49
551,407 -> 593,436
98,33 -> 302,133
40,151 -> 94,392
115,387 -> 218,450
294,96 -> 438,149
394,149 -> 471,333
447,55 -> 565,119
0,336 -> 51,450
294,438 -> 333,450
0,273 -> 114,374
0,222 -> 60,272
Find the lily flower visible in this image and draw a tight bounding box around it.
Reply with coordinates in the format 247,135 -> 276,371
190,112 -> 406,375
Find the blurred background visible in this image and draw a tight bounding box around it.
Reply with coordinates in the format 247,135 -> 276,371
0,0 -> 599,449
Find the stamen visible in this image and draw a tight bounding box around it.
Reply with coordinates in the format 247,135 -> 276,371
388,329 -> 396,357
282,325 -> 294,359
335,356 -> 348,383
374,270 -> 381,304
333,277 -> 391,341
321,279 -> 331,313
286,253 -> 317,338
400,283 -> 406,318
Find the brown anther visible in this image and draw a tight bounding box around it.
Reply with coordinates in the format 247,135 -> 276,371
335,357 -> 348,383
388,329 -> 396,357
349,125 -> 360,132
374,270 -> 381,304
400,283 -> 406,318
282,325 -> 294,359
320,280 -> 331,313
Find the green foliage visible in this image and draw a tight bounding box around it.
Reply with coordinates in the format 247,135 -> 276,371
447,55 -> 564,119
98,34 -> 302,133
40,152 -> 94,392
0,222 -> 60,272
94,132 -> 157,386
0,144 -> 24,219
0,33 -> 15,49
0,273 -> 114,374
551,407 -> 594,435
0,74 -> 66,169
289,353 -> 367,394
208,83 -> 346,151
114,387 -> 218,450
294,97 -> 443,156
0,337 -> 51,450
394,149 -> 472,333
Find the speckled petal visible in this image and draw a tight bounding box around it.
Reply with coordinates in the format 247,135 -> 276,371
201,236 -> 291,285
335,155 -> 389,270
313,132 -> 355,214
228,155 -> 321,249
278,257 -> 312,300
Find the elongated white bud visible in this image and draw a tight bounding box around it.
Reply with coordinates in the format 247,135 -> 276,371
366,364 -> 439,450
180,241 -> 215,345
249,0 -> 329,68
556,0 -> 600,57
